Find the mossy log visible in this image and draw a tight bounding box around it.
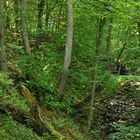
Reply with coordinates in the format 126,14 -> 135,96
21,85 -> 70,139
0,86 -> 71,140
0,101 -> 46,135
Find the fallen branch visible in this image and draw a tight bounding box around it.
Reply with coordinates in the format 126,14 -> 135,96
21,85 -> 70,139
0,85 -> 71,139
0,101 -> 46,135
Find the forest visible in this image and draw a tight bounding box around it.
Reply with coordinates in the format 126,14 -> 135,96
0,0 -> 140,140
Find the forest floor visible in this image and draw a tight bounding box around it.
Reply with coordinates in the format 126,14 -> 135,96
0,56 -> 140,140
0,75 -> 140,140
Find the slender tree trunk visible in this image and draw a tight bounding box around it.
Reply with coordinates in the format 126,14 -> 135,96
136,5 -> 140,47
37,0 -> 45,31
45,0 -> 59,33
21,0 -> 31,55
0,0 -> 7,71
55,4 -> 63,31
37,0 -> 45,49
13,0 -> 20,34
4,1 -> 10,30
57,0 -> 73,93
51,20 -> 55,33
116,27 -> 130,64
87,17 -> 105,132
116,27 -> 130,75
137,22 -> 140,47
45,0 -> 49,31
106,18 -> 113,69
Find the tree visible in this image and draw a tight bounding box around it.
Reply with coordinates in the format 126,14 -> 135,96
45,0 -> 59,32
106,18 -> 113,69
57,0 -> 73,93
37,0 -> 45,31
137,22 -> 140,47
87,17 -> 106,132
21,0 -> 31,55
55,4 -> 63,31
36,0 -> 45,48
116,27 -> 130,64
0,0 -> 7,71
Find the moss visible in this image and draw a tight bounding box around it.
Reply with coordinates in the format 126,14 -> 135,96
0,114 -> 44,140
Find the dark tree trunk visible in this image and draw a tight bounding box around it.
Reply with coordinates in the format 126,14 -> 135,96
13,0 -> 20,34
116,27 -> 130,64
37,0 -> 45,31
137,22 -> 140,47
0,0 -> 7,71
37,0 -> 45,49
45,0 -> 58,33
116,28 -> 130,75
21,0 -> 31,55
4,1 -> 10,30
45,0 -> 49,31
106,18 -> 113,69
55,4 -> 63,31
87,17 -> 106,132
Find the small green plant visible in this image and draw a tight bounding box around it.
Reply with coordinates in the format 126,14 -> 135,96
0,72 -> 13,98
53,117 -> 67,129
109,121 -> 140,140
0,72 -> 13,88
100,73 -> 119,99
0,115 -> 44,140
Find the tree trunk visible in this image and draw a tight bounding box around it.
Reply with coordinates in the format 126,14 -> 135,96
136,5 -> 140,47
0,0 -> 7,71
0,86 -> 70,139
55,4 -> 63,31
137,22 -> 140,47
45,0 -> 49,31
37,0 -> 45,31
0,101 -> 66,139
45,0 -> 58,33
21,0 -> 31,55
36,0 -> 45,49
4,1 -> 10,30
106,18 -> 113,69
87,17 -> 105,132
13,0 -> 20,35
116,27 -> 130,64
57,0 -> 73,93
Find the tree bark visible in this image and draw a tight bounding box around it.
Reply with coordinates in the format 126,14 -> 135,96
45,0 -> 49,31
87,17 -> 105,132
0,0 -> 7,71
37,0 -> 45,31
0,101 -> 65,138
57,0 -> 73,93
13,0 -> 20,34
36,0 -> 45,49
137,22 -> 140,47
116,27 -> 130,64
21,0 -> 31,55
106,18 -> 113,69
136,5 -> 140,47
0,86 -> 70,139
4,1 -> 10,30
55,4 -> 63,31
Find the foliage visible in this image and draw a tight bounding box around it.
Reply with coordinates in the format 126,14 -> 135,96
109,121 -> 140,140
0,72 -> 13,90
99,73 -> 119,99
0,0 -> 140,139
0,72 -> 29,111
0,115 -> 44,140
